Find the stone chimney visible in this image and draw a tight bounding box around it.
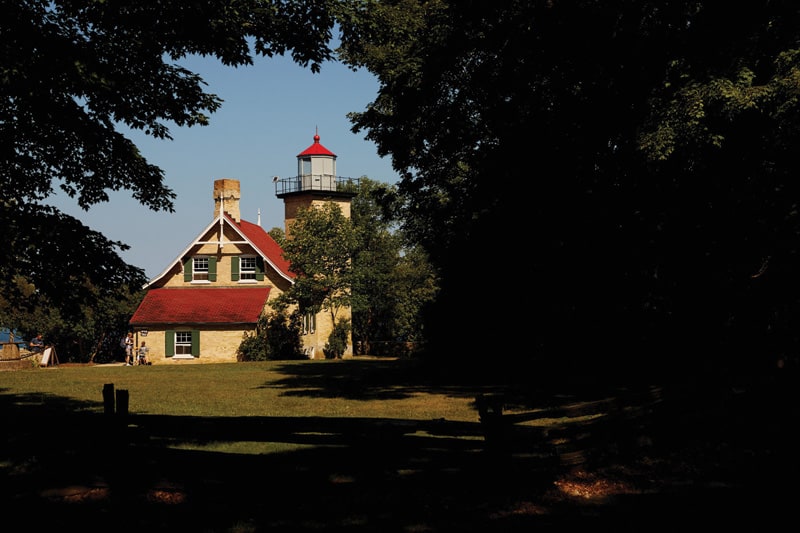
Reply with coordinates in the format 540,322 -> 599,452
213,178 -> 241,223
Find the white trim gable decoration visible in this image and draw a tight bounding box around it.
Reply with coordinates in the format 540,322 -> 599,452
143,214 -> 293,289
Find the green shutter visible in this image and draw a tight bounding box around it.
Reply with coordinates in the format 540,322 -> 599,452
231,256 -> 240,281
183,259 -> 192,282
165,330 -> 175,357
256,257 -> 264,281
208,257 -> 217,282
192,330 -> 200,357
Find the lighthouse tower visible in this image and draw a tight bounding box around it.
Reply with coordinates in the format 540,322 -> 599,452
274,131 -> 359,358
275,130 -> 359,240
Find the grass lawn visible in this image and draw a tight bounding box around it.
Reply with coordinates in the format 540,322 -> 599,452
1,357 -> 797,531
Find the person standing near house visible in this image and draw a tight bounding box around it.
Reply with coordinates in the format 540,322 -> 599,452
124,332 -> 134,365
136,341 -> 150,365
29,333 -> 44,353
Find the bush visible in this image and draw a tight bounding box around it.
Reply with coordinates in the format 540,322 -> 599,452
324,318 -> 350,359
267,310 -> 304,360
236,310 -> 306,361
236,331 -> 269,361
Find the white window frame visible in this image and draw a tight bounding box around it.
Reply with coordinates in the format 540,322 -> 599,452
302,312 -> 316,335
193,256 -> 209,282
175,331 -> 193,356
240,255 -> 257,281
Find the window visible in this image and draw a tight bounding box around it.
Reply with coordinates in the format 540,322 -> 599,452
301,157 -> 312,176
193,256 -> 209,281
175,331 -> 193,356
166,329 -> 199,358
240,256 -> 257,281
302,311 -> 316,334
184,256 -> 216,282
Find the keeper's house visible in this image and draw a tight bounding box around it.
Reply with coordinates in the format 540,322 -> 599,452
129,133 -> 357,363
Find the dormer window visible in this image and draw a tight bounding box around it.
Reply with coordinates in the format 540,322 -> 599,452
240,256 -> 257,281
184,256 -> 216,283
194,257 -> 209,281
231,255 -> 264,282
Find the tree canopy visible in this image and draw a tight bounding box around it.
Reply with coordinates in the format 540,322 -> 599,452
280,202 -> 358,324
337,1 -> 800,377
0,201 -> 146,360
350,178 -> 438,356
0,0 -> 344,355
3,0 -> 340,212
7,1 -> 800,376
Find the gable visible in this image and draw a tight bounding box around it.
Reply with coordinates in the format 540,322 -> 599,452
145,214 -> 294,288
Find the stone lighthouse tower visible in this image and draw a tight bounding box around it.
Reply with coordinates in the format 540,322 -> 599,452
274,131 -> 359,358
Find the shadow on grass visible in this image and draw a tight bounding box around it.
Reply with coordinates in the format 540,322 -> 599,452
0,392 -> 550,532
2,365 -> 799,532
262,358 -> 482,401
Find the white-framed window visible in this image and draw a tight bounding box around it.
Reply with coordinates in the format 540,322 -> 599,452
193,256 -> 209,281
175,331 -> 193,356
302,311 -> 316,334
240,256 -> 257,281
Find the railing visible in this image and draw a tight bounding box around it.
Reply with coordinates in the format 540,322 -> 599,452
275,175 -> 359,196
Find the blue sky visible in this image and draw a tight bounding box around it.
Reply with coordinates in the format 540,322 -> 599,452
52,53 -> 399,279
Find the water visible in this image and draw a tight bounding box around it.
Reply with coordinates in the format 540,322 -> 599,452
0,328 -> 27,347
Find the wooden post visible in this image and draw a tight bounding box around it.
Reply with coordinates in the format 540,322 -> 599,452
103,383 -> 115,416
476,393 -> 508,456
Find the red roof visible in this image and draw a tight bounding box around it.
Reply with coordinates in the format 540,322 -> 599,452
297,133 -> 336,157
130,287 -> 270,326
234,216 -> 296,279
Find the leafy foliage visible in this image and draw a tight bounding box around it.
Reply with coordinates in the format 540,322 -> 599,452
268,226 -> 287,248
1,0 -> 347,360
324,317 -> 350,359
350,178 -> 438,356
0,201 -> 146,361
236,329 -> 270,362
279,202 -> 358,327
237,306 -> 303,361
267,309 -> 305,360
338,1 -> 800,377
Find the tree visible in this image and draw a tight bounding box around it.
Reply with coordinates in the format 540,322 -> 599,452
3,1 -> 342,210
337,2 -> 800,378
268,226 -> 287,248
1,1 -> 346,358
55,282 -> 145,364
387,245 -> 438,354
350,177 -> 438,356
279,202 -> 358,358
0,201 -> 147,361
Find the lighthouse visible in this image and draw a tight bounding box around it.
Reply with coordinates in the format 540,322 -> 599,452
273,131 -> 358,358
275,130 -> 359,239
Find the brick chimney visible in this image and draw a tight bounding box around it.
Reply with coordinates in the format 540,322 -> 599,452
213,178 -> 241,223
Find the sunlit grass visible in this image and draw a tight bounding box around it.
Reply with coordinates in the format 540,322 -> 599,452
166,440 -> 323,455
1,358 -> 491,455
1,358 -> 480,421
